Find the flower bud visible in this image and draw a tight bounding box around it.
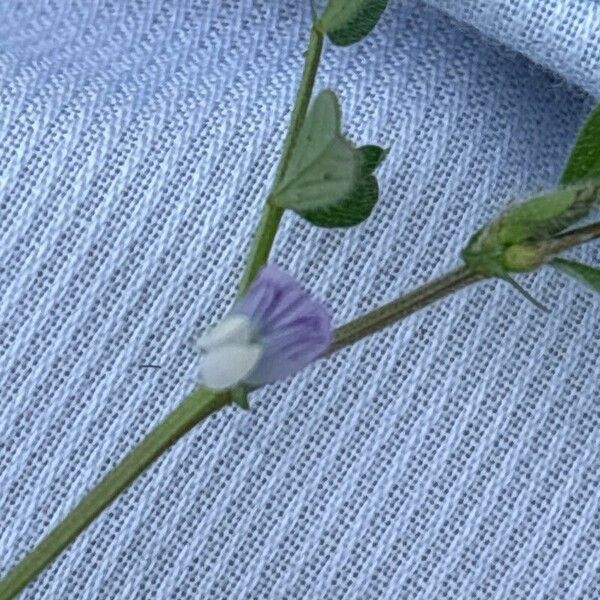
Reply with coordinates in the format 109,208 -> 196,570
501,243 -> 547,272
462,181 -> 600,277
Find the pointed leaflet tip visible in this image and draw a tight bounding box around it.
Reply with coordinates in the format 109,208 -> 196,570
561,104 -> 600,186
553,258 -> 600,294
502,275 -> 550,313
231,387 -> 251,410
358,145 -> 388,174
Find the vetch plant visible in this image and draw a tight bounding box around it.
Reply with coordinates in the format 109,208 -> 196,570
1,1 -> 599,597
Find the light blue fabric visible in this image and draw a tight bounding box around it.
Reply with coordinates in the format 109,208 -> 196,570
1,1 -> 599,598
427,0 -> 600,98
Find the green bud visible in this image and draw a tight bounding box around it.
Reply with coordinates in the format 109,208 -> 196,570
462,229 -> 506,277
494,189 -> 574,246
501,243 -> 547,272
462,180 -> 600,277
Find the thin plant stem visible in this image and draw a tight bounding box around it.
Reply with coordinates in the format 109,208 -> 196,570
328,265 -> 482,354
237,26 -> 324,294
547,221 -> 600,253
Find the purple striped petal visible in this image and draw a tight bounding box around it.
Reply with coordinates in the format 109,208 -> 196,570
233,264 -> 332,385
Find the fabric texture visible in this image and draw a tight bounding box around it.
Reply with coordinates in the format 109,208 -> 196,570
0,1 -> 599,598
425,0 -> 600,99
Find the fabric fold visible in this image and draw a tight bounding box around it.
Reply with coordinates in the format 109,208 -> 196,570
424,0 -> 600,98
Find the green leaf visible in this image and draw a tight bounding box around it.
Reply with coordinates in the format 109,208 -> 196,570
317,0 -> 388,46
272,90 -> 387,228
298,144 -> 387,228
553,258 -> 600,294
300,173 -> 379,228
495,187 -> 591,245
359,144 -> 388,173
561,104 -> 600,186
272,90 -> 360,212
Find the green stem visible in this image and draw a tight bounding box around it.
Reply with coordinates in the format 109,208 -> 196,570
547,221 -> 600,254
328,265 -> 482,354
237,26 -> 324,294
0,389 -> 230,600
236,203 -> 285,295
0,25 -> 326,600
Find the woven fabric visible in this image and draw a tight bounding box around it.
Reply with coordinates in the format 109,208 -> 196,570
1,1 -> 599,598
425,0 -> 600,98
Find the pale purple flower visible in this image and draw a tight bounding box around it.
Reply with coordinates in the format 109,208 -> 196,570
197,264 -> 332,390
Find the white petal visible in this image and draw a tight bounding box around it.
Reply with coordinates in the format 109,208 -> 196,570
196,314 -> 254,351
199,343 -> 262,390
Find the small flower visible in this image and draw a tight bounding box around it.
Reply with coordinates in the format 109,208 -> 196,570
196,265 -> 332,390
